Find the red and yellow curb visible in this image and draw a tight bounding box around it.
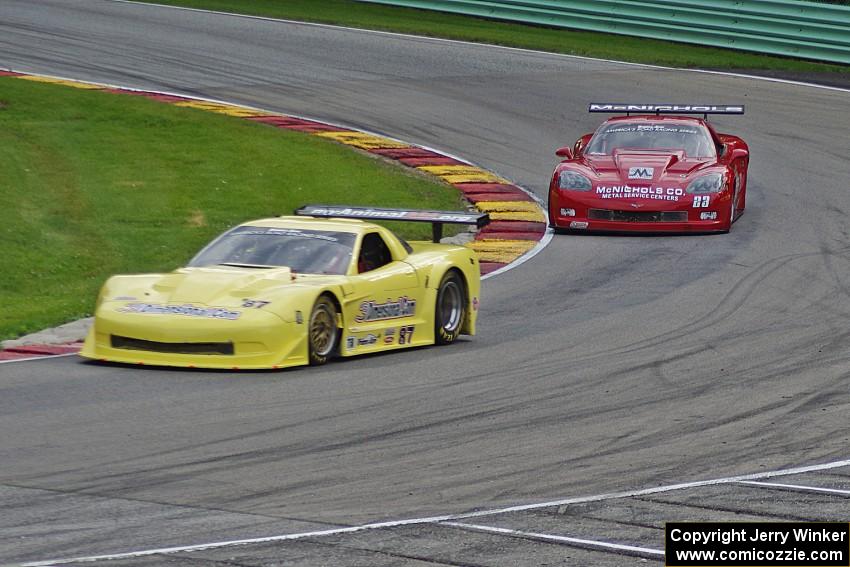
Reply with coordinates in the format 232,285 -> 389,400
0,343 -> 82,361
1,72 -> 548,276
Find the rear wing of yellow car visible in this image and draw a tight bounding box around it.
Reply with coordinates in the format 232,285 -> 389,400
294,204 -> 490,243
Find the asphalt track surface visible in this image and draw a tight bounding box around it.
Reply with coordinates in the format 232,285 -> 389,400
2,2 -> 850,565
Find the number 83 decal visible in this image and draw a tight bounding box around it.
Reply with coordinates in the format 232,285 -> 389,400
692,195 -> 710,208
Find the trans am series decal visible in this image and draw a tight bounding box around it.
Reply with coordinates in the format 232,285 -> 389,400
606,125 -> 700,135
119,303 -> 241,320
355,297 -> 416,323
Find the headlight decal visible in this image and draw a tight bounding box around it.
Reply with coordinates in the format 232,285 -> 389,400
686,173 -> 724,194
558,170 -> 592,191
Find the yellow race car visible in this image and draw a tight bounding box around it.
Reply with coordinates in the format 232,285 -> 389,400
80,205 -> 488,370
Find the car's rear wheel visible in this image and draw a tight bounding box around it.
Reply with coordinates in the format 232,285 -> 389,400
308,295 -> 338,365
434,271 -> 466,345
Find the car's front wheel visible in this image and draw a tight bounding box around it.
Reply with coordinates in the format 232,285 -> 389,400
308,295 -> 338,365
722,180 -> 739,233
434,271 -> 467,345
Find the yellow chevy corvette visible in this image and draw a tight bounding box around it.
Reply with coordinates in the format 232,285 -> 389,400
81,205 -> 488,370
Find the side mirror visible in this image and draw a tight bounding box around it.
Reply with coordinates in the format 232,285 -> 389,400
555,146 -> 573,159
729,148 -> 748,161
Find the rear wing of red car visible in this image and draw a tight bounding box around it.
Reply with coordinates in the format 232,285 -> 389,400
294,204 -> 490,243
589,103 -> 744,117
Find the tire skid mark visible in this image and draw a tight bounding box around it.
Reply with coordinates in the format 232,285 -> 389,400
515,250 -> 821,375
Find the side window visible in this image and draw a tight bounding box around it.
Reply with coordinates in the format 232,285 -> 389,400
358,233 -> 393,273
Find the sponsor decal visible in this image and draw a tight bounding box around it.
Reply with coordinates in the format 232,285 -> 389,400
303,206 -> 477,224
235,227 -> 341,242
119,303 -> 241,320
700,211 -> 718,220
113,296 -> 137,301
346,334 -> 380,349
589,104 -> 744,114
596,185 -> 683,202
384,328 -> 396,345
472,297 -> 480,311
355,297 -> 416,323
628,167 -> 654,179
358,334 -> 379,347
241,299 -> 271,309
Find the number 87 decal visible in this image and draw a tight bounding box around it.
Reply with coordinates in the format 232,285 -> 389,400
693,195 -> 710,208
398,325 -> 415,345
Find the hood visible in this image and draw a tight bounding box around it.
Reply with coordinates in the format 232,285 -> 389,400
583,151 -> 712,183
150,267 -> 297,304
102,266 -> 330,309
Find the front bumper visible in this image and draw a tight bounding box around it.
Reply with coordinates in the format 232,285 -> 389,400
79,303 -> 309,369
549,194 -> 731,233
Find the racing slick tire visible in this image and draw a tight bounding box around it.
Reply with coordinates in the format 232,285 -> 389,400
434,270 -> 467,345
721,181 -> 739,233
308,295 -> 339,365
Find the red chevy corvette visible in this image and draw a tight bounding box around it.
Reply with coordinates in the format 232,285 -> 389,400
548,104 -> 749,233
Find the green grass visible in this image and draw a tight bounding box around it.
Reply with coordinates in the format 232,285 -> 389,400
136,0 -> 849,73
0,77 -> 463,340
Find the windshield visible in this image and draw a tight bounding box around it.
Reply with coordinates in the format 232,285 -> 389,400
585,122 -> 716,158
188,226 -> 356,275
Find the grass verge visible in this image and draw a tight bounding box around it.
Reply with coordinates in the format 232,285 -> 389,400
0,77 -> 463,340
133,0 -> 849,74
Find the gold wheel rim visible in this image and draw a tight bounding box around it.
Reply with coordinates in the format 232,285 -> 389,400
310,303 -> 335,357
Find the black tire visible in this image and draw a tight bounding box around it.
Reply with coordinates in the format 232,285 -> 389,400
308,295 -> 338,365
434,271 -> 467,345
721,182 -> 738,234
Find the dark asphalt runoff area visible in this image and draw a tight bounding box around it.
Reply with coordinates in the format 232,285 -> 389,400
1,2 -> 850,565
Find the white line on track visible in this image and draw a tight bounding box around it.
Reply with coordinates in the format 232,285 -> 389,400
20,458 -> 850,566
737,480 -> 850,496
17,516 -> 458,567
0,353 -> 78,365
443,522 -> 664,557
446,459 -> 850,520
111,0 -> 850,96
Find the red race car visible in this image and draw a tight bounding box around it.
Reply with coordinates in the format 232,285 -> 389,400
548,104 -> 749,233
